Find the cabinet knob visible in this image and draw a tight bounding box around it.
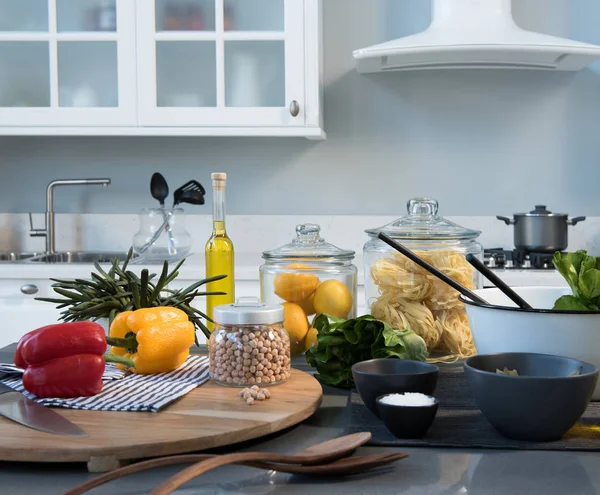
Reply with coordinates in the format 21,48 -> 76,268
289,100 -> 300,117
21,284 -> 39,295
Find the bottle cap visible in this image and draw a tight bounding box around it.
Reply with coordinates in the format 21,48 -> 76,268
211,173 -> 227,181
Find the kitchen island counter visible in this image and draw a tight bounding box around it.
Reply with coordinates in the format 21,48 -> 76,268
0,344 -> 597,495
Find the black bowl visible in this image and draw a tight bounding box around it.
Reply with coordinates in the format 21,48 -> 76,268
352,359 -> 439,418
376,394 -> 438,439
465,352 -> 599,442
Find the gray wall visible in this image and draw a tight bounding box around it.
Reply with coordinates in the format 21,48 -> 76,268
1,0 -> 600,217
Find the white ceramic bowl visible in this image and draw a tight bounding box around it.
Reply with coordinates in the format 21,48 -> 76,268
461,287 -> 600,400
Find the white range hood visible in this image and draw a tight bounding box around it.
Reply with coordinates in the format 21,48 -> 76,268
353,0 -> 600,73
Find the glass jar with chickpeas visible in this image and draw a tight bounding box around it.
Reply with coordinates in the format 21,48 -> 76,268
209,298 -> 291,387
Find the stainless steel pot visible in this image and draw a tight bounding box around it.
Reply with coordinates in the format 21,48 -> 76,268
497,205 -> 585,253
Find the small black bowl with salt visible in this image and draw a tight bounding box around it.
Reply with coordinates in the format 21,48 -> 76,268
376,392 -> 438,439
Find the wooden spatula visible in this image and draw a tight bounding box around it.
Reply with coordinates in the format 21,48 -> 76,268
64,451 -> 408,495
149,432 -> 376,495
64,432 -> 375,495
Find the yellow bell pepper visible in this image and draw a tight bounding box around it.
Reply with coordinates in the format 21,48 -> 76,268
107,307 -> 195,374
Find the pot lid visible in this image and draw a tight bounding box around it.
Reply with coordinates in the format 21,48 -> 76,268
365,198 -> 481,240
262,223 -> 355,260
213,297 -> 284,325
517,205 -> 567,217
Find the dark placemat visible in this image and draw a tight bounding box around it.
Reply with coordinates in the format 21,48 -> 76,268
347,364 -> 600,451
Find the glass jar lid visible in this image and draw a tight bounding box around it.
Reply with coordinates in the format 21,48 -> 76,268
213,297 -> 284,325
262,223 -> 355,261
365,198 -> 481,241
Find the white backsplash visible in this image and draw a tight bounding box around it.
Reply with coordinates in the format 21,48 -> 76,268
3,213 -> 600,261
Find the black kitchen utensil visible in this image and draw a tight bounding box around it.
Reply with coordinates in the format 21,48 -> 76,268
177,187 -> 205,206
465,254 -> 532,309
377,233 -> 489,305
150,173 -> 169,206
150,172 -> 176,255
173,180 -> 205,207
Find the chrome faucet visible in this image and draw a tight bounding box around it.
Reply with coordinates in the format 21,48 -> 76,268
29,178 -> 111,254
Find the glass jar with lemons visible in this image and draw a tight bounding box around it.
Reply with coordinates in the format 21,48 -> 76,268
260,224 -> 357,356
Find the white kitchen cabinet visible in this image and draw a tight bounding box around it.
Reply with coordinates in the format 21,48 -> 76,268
0,0 -> 324,139
0,0 -> 137,127
0,278 -> 62,349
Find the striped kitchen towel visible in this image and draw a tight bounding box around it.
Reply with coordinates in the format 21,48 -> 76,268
0,355 -> 210,412
0,362 -> 125,380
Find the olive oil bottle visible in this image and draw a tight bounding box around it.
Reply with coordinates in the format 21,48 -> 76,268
205,173 -> 235,331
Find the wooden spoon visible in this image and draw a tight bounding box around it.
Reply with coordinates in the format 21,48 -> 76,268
149,432 -> 373,495
64,452 -> 408,495
64,432 -> 373,495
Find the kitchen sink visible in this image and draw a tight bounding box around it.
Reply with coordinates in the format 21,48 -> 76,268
0,252 -> 42,262
28,251 -> 134,264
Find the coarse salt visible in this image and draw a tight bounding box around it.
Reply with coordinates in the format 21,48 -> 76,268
379,393 -> 435,407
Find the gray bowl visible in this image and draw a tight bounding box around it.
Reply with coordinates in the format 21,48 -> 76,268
464,352 -> 599,441
352,359 -> 439,418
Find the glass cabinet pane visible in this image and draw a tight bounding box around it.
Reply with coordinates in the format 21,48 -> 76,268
57,0 -> 117,32
0,42 -> 50,107
0,0 -> 48,32
155,0 -> 215,31
224,0 -> 283,31
156,41 -> 216,107
225,41 -> 284,107
58,42 -> 118,107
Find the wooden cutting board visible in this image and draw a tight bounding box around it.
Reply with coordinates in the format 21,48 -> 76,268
0,368 -> 322,472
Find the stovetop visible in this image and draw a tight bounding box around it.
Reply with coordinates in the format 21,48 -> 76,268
484,248 -> 559,270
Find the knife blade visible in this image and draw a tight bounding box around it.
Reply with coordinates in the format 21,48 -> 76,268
0,382 -> 88,437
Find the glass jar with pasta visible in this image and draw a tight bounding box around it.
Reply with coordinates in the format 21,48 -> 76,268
363,198 -> 483,362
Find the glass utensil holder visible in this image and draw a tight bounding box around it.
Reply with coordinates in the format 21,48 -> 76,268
132,208 -> 192,261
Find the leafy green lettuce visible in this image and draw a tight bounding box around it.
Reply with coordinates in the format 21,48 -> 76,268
304,314 -> 428,388
553,250 -> 600,310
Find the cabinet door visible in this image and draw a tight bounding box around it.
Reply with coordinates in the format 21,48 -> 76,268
137,0 -> 305,128
0,0 -> 136,127
0,279 -> 62,348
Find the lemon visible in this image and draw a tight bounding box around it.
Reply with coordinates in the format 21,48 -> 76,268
297,291 -> 316,316
282,302 -> 309,356
313,280 -> 353,319
274,264 -> 319,303
305,327 -> 318,351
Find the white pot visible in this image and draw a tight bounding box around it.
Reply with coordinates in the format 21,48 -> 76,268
463,286 -> 600,400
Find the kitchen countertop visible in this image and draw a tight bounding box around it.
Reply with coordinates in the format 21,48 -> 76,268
0,252 -> 265,282
0,345 -> 598,495
0,251 -> 569,289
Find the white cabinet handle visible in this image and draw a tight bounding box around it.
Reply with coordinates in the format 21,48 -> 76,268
21,284 -> 39,295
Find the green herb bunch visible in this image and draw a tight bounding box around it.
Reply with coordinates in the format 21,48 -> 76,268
35,248 -> 226,342
305,314 -> 428,388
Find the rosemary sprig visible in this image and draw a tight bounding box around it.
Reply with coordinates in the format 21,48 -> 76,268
35,247 -> 226,341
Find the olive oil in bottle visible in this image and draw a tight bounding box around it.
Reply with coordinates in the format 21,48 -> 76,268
205,173 -> 235,331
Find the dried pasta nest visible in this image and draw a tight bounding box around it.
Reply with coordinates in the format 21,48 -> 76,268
370,249 -> 477,361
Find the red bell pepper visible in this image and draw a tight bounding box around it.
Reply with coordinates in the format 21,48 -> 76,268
15,321 -> 134,399
23,354 -> 106,398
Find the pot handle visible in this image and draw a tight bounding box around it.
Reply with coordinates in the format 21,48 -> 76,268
568,216 -> 586,226
496,216 -> 514,225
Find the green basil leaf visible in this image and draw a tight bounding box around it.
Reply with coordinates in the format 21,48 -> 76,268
305,314 -> 428,389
